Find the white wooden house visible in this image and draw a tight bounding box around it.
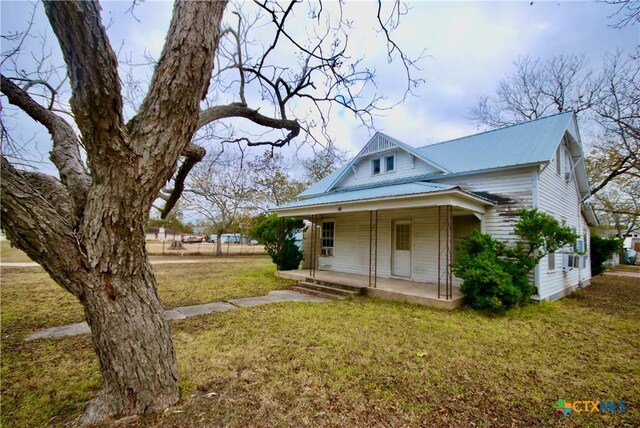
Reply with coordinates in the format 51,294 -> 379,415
276,111 -> 596,304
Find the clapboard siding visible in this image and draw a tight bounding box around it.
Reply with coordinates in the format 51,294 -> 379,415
536,144 -> 591,300
297,142 -> 592,302
304,208 -> 445,283
435,168 -> 535,246
337,150 -> 440,189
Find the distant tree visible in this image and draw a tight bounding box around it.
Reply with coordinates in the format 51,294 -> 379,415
184,150 -> 254,256
247,150 -> 305,211
592,176 -> 639,239
470,52 -> 639,229
147,202 -> 194,233
471,54 -> 599,127
301,142 -> 350,183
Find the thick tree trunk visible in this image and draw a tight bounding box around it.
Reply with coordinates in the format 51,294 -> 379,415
79,260 -> 177,425
3,1 -> 229,424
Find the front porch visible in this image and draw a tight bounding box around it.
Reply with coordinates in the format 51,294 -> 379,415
277,269 -> 464,310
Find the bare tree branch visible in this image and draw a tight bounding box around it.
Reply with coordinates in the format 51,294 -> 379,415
160,143 -> 206,219
1,74 -> 90,221
0,156 -> 88,297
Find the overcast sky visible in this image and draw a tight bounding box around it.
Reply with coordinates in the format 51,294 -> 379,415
1,0 -> 638,169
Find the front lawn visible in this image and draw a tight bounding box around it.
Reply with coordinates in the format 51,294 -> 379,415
1,256 -> 638,427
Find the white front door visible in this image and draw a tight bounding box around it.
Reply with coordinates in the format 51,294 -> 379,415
392,221 -> 411,277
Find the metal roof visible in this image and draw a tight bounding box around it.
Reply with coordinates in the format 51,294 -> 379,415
417,111 -> 575,174
297,165 -> 347,198
279,182 -> 459,210
293,111 -> 590,204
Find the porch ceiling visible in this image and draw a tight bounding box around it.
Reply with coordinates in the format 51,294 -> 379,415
275,183 -> 494,217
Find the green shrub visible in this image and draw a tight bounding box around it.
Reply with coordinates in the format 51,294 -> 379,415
590,235 -> 622,276
253,214 -> 305,271
453,208 -> 578,313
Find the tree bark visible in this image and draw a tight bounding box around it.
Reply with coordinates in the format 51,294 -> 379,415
79,260 -> 178,425
1,0 -> 228,424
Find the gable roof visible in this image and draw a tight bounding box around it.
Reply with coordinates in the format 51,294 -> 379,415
296,111 -> 590,201
417,111 -> 576,174
299,132 -> 450,199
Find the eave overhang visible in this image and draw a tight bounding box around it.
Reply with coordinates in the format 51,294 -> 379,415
275,188 -> 495,218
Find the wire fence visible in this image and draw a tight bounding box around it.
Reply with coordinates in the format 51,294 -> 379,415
145,241 -> 267,256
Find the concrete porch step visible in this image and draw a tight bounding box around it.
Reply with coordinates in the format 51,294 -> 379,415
294,282 -> 358,300
292,286 -> 346,300
303,277 -> 365,294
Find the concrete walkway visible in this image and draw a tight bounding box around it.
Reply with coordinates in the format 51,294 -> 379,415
1,259 -> 237,268
24,290 -> 329,341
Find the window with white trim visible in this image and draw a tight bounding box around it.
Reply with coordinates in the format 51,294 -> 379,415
385,155 -> 395,172
321,221 -> 335,256
548,252 -> 556,271
372,158 -> 381,175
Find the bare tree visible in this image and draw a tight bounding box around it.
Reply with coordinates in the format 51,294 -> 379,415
246,150 -> 306,211
0,1 -> 420,423
593,176 -> 640,238
470,52 -> 639,199
600,0 -> 640,29
470,54 -> 600,128
301,141 -> 350,183
184,150 -> 255,256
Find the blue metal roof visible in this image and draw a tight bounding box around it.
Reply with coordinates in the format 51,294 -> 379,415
297,165 -> 348,198
279,182 -> 458,210
292,111 -> 587,206
416,111 -> 574,174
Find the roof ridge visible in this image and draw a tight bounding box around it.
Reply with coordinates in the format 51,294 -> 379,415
417,110 -> 575,150
328,178 -> 451,195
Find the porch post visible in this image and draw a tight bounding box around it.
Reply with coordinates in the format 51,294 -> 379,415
438,205 -> 453,300
310,214 -> 317,278
368,210 -> 378,288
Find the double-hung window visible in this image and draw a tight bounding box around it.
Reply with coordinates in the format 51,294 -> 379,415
321,221 -> 335,256
372,158 -> 381,175
372,154 -> 395,175
385,155 -> 395,172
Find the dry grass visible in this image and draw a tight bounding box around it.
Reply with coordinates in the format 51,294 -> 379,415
0,240 -> 34,263
1,256 -> 639,427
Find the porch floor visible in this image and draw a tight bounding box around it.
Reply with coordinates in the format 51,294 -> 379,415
276,269 -> 464,310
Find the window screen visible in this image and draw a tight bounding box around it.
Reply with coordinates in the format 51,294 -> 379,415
395,224 -> 411,250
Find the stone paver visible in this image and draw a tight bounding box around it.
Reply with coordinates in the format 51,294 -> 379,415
173,302 -> 236,317
25,322 -> 91,341
24,290 -> 330,341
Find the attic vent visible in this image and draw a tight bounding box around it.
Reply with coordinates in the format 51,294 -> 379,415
364,135 -> 395,154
